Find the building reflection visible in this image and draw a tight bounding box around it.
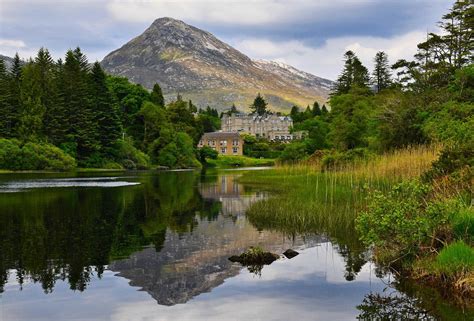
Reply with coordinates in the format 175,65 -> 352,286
109,173 -> 321,306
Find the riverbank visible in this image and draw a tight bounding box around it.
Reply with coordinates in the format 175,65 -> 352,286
205,155 -> 275,168
239,144 -> 473,304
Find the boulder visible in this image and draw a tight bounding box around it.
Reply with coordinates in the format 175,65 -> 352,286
283,249 -> 299,259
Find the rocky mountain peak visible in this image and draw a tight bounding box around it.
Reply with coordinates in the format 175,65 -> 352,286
101,18 -> 333,111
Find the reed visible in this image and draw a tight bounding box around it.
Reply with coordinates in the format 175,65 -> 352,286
240,145 -> 441,244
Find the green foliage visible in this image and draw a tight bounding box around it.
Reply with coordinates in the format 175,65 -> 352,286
435,241 -> 474,276
150,83 -> 165,107
156,132 -> 200,169
115,137 -> 150,170
250,93 -> 268,115
332,50 -> 370,95
356,181 -> 465,263
0,138 -> 76,170
205,155 -> 274,168
279,142 -> 308,162
328,89 -> 374,150
321,148 -> 373,170
451,208 -> 474,243
198,145 -> 218,163
372,51 -> 392,92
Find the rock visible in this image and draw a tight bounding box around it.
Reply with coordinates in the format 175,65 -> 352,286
283,249 -> 299,259
228,247 -> 280,266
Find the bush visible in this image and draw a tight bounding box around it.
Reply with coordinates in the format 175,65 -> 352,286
155,132 -> 200,169
0,139 -> 76,171
278,142 -> 307,163
356,180 -> 463,263
116,137 -> 150,170
322,148 -> 373,170
198,145 -> 218,163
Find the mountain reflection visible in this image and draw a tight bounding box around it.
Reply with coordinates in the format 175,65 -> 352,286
0,170 -> 342,306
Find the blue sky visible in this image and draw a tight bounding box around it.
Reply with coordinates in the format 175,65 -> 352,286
0,0 -> 451,79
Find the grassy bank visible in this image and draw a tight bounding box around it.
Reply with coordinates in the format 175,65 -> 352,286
206,155 -> 274,168
240,144 -> 474,298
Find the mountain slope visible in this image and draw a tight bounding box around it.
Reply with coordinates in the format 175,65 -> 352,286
101,17 -> 333,111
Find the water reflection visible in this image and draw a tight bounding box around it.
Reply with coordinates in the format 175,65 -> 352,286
0,170 -> 471,320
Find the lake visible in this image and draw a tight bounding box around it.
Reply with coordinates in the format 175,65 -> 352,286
0,169 -> 471,320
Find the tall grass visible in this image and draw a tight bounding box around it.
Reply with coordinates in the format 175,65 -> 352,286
239,145 -> 441,249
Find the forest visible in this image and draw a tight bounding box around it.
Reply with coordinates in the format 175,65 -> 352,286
0,52 -> 221,170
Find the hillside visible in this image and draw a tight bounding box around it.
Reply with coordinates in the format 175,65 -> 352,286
101,17 -> 333,111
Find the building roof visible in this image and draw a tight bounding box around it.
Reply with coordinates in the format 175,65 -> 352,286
201,132 -> 242,140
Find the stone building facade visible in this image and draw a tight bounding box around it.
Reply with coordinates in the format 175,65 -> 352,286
221,113 -> 293,141
198,132 -> 243,156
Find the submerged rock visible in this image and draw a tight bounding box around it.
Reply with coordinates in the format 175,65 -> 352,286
228,247 -> 280,266
283,249 -> 299,259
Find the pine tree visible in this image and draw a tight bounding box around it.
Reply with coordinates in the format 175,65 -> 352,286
332,51 -> 370,95
150,83 -> 165,107
62,48 -> 98,160
0,59 -> 13,137
250,93 -> 268,115
321,105 -> 329,115
44,58 -> 68,144
90,62 -> 122,154
372,51 -> 392,92
7,53 -> 22,137
312,101 -> 322,116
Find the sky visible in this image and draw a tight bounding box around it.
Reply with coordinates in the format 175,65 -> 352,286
0,0 -> 452,80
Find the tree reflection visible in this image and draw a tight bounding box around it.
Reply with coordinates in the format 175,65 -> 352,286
357,293 -> 434,320
0,171 -> 218,293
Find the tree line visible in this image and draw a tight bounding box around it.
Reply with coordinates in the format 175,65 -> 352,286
0,50 -> 221,170
280,0 -> 472,165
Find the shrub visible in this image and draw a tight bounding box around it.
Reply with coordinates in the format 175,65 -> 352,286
321,148 -> 373,170
356,180 -> 463,263
198,146 -> 218,163
279,142 -> 307,162
0,139 -> 76,171
116,137 -> 150,170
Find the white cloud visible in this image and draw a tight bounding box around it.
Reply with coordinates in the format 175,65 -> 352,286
0,39 -> 26,48
106,0 -> 370,25
232,31 -> 426,80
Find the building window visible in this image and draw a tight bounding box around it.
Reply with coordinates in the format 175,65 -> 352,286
275,135 -> 279,140
287,136 -> 291,140
199,140 -> 203,146
220,140 -> 226,146
221,147 -> 227,154
232,139 -> 239,146
233,147 -> 238,154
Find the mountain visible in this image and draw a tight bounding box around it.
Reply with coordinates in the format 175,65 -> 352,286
0,54 -> 16,70
101,17 -> 333,112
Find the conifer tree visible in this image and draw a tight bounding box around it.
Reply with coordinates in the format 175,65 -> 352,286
90,62 -> 122,153
250,93 -> 268,115
312,101 -> 322,116
0,59 -> 13,137
7,53 -> 22,137
372,51 -> 392,92
45,58 -> 68,145
62,48 -> 98,160
332,51 -> 370,95
321,105 -> 329,115
150,83 -> 165,107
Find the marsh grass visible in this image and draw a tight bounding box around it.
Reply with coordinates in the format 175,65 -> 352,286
238,144 -> 442,277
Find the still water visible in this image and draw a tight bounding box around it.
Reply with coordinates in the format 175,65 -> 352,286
0,170 -> 471,320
